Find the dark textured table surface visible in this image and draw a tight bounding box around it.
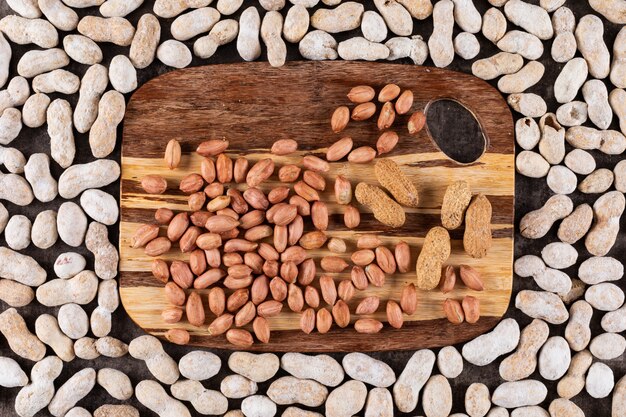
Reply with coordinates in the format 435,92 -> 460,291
0,1 -> 624,416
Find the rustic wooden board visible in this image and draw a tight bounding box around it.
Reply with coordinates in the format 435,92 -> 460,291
119,61 -> 514,352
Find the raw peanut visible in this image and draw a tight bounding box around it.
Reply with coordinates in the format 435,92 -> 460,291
253,317 -> 270,343
320,275 -> 337,306
247,254 -> 265,274
164,138 -> 181,169
462,295 -> 480,324
352,249 -> 375,266
206,215 -> 239,233
459,265 -> 484,291
243,188 -> 269,210
407,111 -> 426,134
440,265 -> 456,293
288,215 -> 304,246
316,308 -> 332,334
356,296 -> 380,314
355,182 -> 405,227
395,90 -> 414,114
271,138 -> 298,155
200,158 -> 216,183
303,170 -> 326,191
188,192 -> 206,211
155,208 -> 174,224
166,329 -> 190,345
334,175 -> 352,205
208,314 -> 233,336
207,195 -> 231,212
348,146 -> 376,163
229,264 -> 253,280
332,300 -> 350,328
281,261 -> 298,283
247,158 -> 275,187
441,180 -> 472,229
378,84 -> 401,102
395,241 -> 411,273
257,242 -> 279,260
416,226 -> 451,290
268,186 -> 290,204
223,253 -> 243,267
326,136 -> 353,161
208,288 -> 225,316
263,260 -> 279,278
321,256 -> 349,273
131,224 -> 159,248
179,227 -> 202,252
204,182 -> 224,198
344,205 -> 361,228
298,258 -> 316,285
179,174 -> 204,194
162,308 -> 183,324
189,249 -> 207,275
205,249 -> 221,268
376,131 -> 399,154
443,298 -> 464,324
165,282 -> 186,306
311,201 -> 329,231
227,289 -> 250,313
235,301 -> 256,327
171,261 -> 193,289
358,234 -> 383,249
303,155 -> 330,173
375,158 -> 419,207
145,237 -> 172,257
234,157 -> 249,183
197,139 -> 229,156
186,292 -> 205,326
267,203 -> 287,223
304,286 -> 320,308
274,225 -> 288,252
331,106 -> 350,133
463,194 -> 492,258
352,102 -> 376,120
280,246 -> 309,265
151,259 -> 169,283
250,275 -> 270,305
400,284 -> 417,315
270,277 -> 287,301
294,181 -> 320,201
226,329 -> 253,347
355,319 -> 383,334
279,164 -> 301,182
300,308 -> 316,334
227,190 -> 248,213
216,153 -> 233,183
195,269 -> 226,289
328,237 -> 347,253
351,266 -> 369,290
365,264 -> 386,287
141,175 -> 167,194
377,101 -> 396,130
240,210 -> 265,229
337,280 -> 355,302
376,246 -> 397,274
348,85 -> 375,103
387,300 -> 403,329
245,225 -> 273,242
272,204 -> 298,226
299,231 -> 328,249
257,300 -> 283,317
288,283 -> 304,312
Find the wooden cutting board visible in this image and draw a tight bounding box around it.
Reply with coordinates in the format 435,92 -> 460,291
119,61 -> 514,352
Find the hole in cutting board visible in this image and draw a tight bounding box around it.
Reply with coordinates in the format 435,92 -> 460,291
425,99 -> 486,164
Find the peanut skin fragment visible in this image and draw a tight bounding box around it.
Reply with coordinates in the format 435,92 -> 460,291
463,194 -> 492,258
441,180 -> 471,230
355,182 -> 405,227
416,226 -> 451,290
